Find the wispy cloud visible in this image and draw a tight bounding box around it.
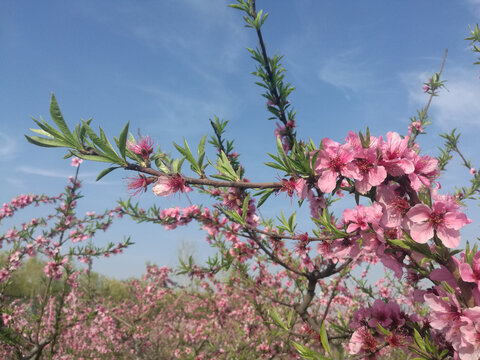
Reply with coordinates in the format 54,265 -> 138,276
402,67 -> 480,129
316,48 -> 377,97
132,84 -> 235,137
75,0 -> 245,75
0,132 -> 17,160
15,166 -> 120,185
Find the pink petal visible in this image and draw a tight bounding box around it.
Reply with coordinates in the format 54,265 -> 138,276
460,263 -> 477,283
368,165 -> 387,187
318,170 -> 338,193
410,222 -> 433,243
436,226 -> 461,248
354,178 -> 370,194
407,204 -> 431,222
444,212 -> 470,230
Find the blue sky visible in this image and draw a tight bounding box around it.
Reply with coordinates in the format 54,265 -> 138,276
1,0 -> 480,279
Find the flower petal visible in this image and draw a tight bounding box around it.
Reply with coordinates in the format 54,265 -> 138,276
410,222 -> 433,243
436,226 -> 460,248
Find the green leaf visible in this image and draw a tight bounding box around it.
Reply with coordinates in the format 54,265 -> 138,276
82,122 -> 120,162
256,188 -> 275,208
413,329 -> 426,351
96,166 -> 120,181
269,308 -> 288,331
291,342 -> 328,360
320,322 -> 332,357
29,128 -> 54,138
197,134 -> 207,168
388,239 -> 411,250
376,323 -> 390,336
74,153 -> 114,163
50,93 -> 73,140
241,194 -> 250,222
25,135 -> 71,148
31,117 -> 68,143
118,122 -> 129,159
173,139 -> 200,174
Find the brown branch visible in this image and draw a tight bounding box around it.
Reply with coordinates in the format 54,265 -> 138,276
241,222 -> 354,242
421,49 -> 448,119
125,163 -> 282,189
246,229 -> 305,277
294,272 -> 320,332
251,0 -> 295,149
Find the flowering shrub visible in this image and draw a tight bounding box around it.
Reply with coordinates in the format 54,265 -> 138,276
2,1 -> 480,359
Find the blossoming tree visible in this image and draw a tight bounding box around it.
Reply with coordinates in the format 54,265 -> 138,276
3,0 -> 480,358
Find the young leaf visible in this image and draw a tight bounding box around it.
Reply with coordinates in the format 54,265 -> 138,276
118,122 -> 129,159
25,135 -> 71,148
320,322 -> 332,357
50,93 -> 73,141
96,166 -> 120,181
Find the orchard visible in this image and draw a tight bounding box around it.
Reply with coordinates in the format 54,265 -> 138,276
1,1 -> 480,359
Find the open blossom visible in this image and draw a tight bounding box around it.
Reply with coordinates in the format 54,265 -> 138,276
126,174 -> 153,196
353,147 -> 386,194
378,132 -> 415,176
280,177 -> 308,199
459,307 -> 480,360
406,200 -> 471,248
343,203 -> 382,233
315,138 -> 359,193
127,135 -> 154,161
424,293 -> 470,354
376,183 -> 410,228
408,154 -> 439,191
71,157 -> 83,167
152,174 -> 192,197
348,326 -> 378,356
459,251 -> 480,292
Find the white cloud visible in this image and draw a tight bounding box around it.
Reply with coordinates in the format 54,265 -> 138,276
75,1 -> 245,75
15,166 -> 120,185
316,48 -> 377,96
17,165 -> 81,179
403,67 -> 480,129
0,132 -> 17,160
132,84 -> 234,137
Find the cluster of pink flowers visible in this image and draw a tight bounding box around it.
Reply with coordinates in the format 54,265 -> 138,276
314,131 -> 438,195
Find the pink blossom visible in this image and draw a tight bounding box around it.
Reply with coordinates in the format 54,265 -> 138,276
315,138 -> 359,193
409,121 -> 423,133
354,147 -> 387,194
152,174 -> 192,197
348,326 -> 378,356
307,192 -> 325,219
294,178 -> 309,199
71,157 -> 83,167
406,200 -> 471,248
127,135 -> 154,161
126,174 -> 153,196
408,154 -> 439,191
367,300 -> 405,329
376,184 -> 410,228
343,203 -> 382,233
424,292 -> 467,350
460,251 -> 480,292
459,307 -> 480,360
378,132 -> 415,176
